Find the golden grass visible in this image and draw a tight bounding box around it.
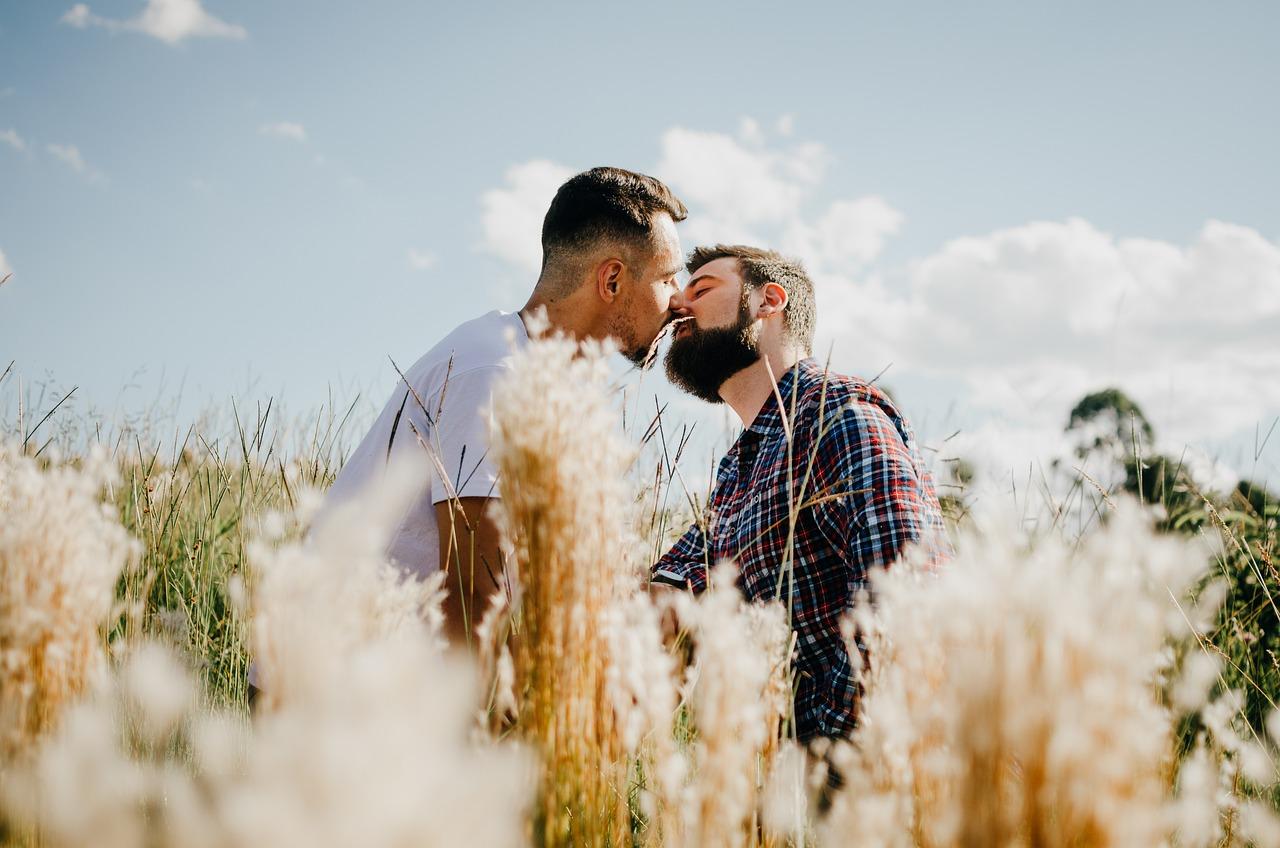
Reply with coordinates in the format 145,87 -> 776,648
2,346 -> 1279,847
0,443 -> 138,763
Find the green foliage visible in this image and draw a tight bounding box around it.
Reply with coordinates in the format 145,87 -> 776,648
104,404 -> 351,711
1237,478 -> 1280,520
1114,451 -> 1280,738
1067,387 -> 1155,456
1053,385 -> 1279,796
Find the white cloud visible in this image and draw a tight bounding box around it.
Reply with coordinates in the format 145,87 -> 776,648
934,410 -> 1245,526
654,121 -> 903,271
62,3 -> 93,27
479,122 -> 865,276
654,119 -> 907,279
814,217 -> 1280,446
134,0 -> 244,42
259,121 -> 307,143
46,142 -> 104,182
655,124 -> 827,244
738,116 -> 765,146
782,196 -> 903,270
0,128 -> 26,152
935,418 -> 1069,488
479,159 -> 574,274
61,4 -> 93,27
61,0 -> 246,45
407,248 -> 437,272
47,143 -> 86,172
474,122 -> 1279,455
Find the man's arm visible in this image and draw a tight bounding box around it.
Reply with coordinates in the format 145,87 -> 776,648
649,518 -> 713,645
435,496 -> 504,652
650,518 -> 712,594
809,392 -> 945,575
420,366 -> 511,651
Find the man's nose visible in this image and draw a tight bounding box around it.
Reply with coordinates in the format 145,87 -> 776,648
668,288 -> 691,314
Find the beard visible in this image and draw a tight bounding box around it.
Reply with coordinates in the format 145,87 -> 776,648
607,310 -> 657,367
664,301 -> 760,404
620,344 -> 647,366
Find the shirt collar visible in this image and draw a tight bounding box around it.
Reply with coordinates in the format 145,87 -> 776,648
745,358 -> 817,440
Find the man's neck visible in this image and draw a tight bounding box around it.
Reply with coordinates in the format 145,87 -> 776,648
719,349 -> 804,429
520,283 -> 600,344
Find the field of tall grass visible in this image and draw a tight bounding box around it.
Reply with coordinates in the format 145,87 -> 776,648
1,337 -> 1278,848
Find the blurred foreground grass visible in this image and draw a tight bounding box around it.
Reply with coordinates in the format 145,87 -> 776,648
5,372 -> 1279,828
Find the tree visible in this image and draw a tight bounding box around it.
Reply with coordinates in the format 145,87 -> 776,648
1066,388 -> 1155,459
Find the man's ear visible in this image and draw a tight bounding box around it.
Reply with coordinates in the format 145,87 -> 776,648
757,282 -> 788,318
596,258 -> 624,303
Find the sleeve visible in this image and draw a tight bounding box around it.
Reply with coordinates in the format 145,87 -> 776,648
809,394 -> 939,576
422,367 -> 506,504
651,520 -> 712,593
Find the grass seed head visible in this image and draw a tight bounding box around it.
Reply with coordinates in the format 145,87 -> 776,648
824,500 -> 1211,847
0,441 -> 139,760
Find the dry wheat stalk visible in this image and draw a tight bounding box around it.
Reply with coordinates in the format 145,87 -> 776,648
0,442 -> 138,763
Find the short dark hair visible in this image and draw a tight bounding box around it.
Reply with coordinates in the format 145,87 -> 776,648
686,244 -> 816,353
541,167 -> 687,271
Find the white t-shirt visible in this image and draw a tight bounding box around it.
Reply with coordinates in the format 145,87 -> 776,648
249,310 -> 526,692
318,309 -> 528,580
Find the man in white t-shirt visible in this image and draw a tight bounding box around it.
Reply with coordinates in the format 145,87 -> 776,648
313,166 -> 687,652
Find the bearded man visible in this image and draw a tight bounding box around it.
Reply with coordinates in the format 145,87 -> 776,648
652,244 -> 948,742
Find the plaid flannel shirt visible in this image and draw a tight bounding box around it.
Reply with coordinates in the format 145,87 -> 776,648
652,358 -> 948,741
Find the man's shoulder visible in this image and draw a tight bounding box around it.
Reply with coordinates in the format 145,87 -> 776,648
792,361 -> 896,417
789,360 -> 915,448
400,311 -> 526,388
420,310 -> 525,372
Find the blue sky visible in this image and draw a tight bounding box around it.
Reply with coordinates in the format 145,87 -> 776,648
2,1 -> 1278,490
